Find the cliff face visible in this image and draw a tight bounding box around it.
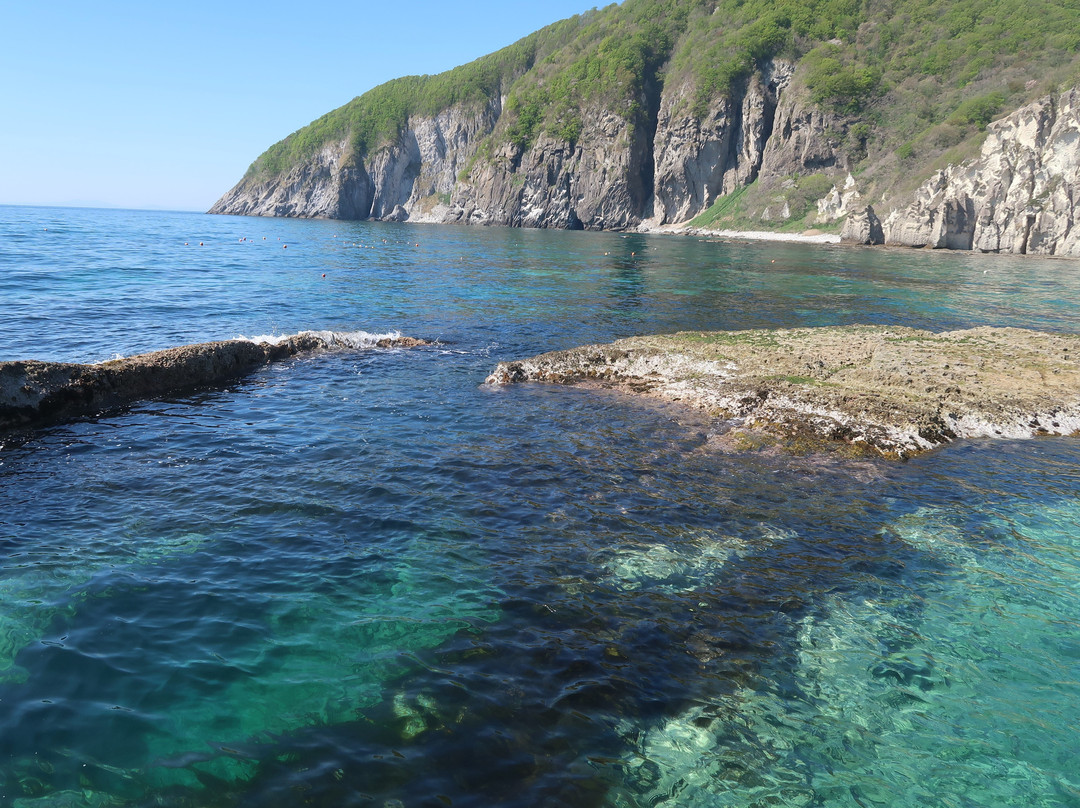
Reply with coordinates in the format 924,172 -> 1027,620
209,141 -> 372,219
882,88 -> 1080,256
448,106 -> 653,230
651,61 -> 794,224
208,0 -> 1080,257
210,63 -> 1080,256
209,102 -> 501,221
212,59 -> 848,233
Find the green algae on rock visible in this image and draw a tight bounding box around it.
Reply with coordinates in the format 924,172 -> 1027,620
486,325 -> 1080,459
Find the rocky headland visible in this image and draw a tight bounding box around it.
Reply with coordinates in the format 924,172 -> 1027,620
0,332 -> 429,432
208,1 -> 1080,257
486,326 -> 1080,459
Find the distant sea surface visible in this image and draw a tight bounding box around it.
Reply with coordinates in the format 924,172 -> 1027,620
2,205 -> 1079,808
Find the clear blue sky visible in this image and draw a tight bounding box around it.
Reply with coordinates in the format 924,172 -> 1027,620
0,1 -> 603,212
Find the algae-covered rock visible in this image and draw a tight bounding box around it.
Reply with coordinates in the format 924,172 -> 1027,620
487,325 -> 1080,459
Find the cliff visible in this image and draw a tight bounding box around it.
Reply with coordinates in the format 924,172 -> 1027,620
210,0 -> 1080,256
210,58 -> 848,233
882,88 -> 1080,256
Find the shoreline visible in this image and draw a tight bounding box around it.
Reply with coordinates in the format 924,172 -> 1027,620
639,223 -> 843,245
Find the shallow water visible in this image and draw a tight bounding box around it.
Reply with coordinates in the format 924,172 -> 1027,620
1,206 -> 1079,807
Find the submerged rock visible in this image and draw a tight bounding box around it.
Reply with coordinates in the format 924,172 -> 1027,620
0,332 -> 431,432
486,326 -> 1080,459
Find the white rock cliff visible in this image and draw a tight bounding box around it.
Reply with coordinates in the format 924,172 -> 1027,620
883,88 -> 1080,256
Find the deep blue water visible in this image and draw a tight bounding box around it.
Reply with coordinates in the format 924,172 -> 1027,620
1,205 -> 1079,807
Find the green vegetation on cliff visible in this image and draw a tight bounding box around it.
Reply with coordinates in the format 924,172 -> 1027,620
248,14 -> 589,178
690,175 -> 838,233
244,0 -> 1080,205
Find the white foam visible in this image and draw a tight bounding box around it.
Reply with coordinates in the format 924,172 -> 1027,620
237,329 -> 403,349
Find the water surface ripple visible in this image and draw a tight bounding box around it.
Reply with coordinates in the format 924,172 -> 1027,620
1,207 -> 1079,807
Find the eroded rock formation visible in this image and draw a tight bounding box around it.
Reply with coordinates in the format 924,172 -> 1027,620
210,49 -> 1080,257
884,88 -> 1080,256
651,62 -> 795,225
211,60 -> 848,233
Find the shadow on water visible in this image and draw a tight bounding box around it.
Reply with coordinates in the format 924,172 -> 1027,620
206,433 -> 1080,808
0,380 -> 919,808
130,391 -> 945,806
207,464 -> 933,808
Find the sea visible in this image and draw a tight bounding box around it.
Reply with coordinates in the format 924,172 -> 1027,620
1,204 -> 1079,808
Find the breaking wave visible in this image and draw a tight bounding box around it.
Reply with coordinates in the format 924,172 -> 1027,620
238,329 -> 405,349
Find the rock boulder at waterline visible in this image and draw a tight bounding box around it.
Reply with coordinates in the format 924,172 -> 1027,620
0,332 -> 430,431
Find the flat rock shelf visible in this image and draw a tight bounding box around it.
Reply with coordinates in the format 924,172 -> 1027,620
486,325 -> 1080,459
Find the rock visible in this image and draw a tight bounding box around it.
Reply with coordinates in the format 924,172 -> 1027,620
841,205 -> 884,244
455,105 -> 651,230
758,84 -> 847,179
651,62 -> 794,225
375,335 -> 428,348
815,173 -> 861,224
208,140 -> 375,220
383,204 -> 410,222
207,42 -> 1080,256
209,101 -> 500,221
486,326 -> 1080,459
883,88 -> 1080,255
0,332 -> 431,432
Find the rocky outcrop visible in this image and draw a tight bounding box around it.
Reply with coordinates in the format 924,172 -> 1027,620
209,36 -> 1080,257
841,204 -> 884,244
449,106 -> 653,230
208,142 -> 374,220
486,326 -> 1080,459
883,88 -> 1080,256
757,84 -> 846,181
0,332 -> 430,432
209,102 -> 501,221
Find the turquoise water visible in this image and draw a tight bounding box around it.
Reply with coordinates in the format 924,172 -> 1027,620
1,205 -> 1079,807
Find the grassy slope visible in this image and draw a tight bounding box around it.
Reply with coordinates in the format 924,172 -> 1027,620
242,0 -> 1080,226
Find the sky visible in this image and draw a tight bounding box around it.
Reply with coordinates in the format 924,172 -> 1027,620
0,1 -> 604,212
